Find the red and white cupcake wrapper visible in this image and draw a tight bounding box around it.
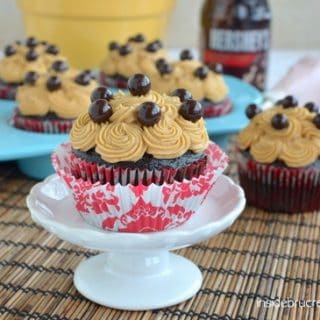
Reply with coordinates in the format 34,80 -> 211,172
69,154 -> 207,186
52,142 -> 229,232
99,72 -> 128,89
11,108 -> 74,134
0,82 -> 17,100
202,98 -> 233,118
237,150 -> 320,213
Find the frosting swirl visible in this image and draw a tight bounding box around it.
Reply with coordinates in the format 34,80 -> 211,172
176,116 -> 209,152
301,120 -> 320,149
96,122 -> 146,162
238,104 -> 320,167
16,77 -> 49,116
143,118 -> 190,159
281,140 -> 318,167
109,104 -> 137,124
70,113 -> 100,151
238,123 -> 263,150
250,138 -> 282,163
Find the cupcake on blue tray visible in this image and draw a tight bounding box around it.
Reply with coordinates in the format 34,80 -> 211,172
12,59 -> 97,133
150,49 -> 232,118
237,95 -> 320,213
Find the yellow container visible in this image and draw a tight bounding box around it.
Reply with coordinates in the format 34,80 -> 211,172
17,0 -> 176,68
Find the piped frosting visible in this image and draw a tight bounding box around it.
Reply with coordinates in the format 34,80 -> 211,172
238,99 -> 320,167
101,35 -> 167,79
70,76 -> 209,163
16,67 -> 97,119
151,58 -> 229,103
0,39 -> 65,83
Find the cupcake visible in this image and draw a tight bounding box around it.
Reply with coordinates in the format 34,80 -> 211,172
237,95 -> 320,213
12,59 -> 97,133
0,37 -> 64,100
52,74 -> 229,232
150,49 -> 232,118
100,33 -> 167,89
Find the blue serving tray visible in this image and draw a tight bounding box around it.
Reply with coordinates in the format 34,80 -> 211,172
0,100 -> 68,180
205,76 -> 262,148
0,76 -> 262,180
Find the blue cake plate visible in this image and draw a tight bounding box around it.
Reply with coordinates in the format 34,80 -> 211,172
0,100 -> 68,179
0,76 -> 261,180
206,75 -> 262,148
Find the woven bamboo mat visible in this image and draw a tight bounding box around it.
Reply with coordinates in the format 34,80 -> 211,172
1,145 -> 320,320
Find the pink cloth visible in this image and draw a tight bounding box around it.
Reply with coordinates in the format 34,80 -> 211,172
272,55 -> 320,105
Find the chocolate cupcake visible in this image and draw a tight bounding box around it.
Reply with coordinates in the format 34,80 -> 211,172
100,34 -> 167,89
237,96 -> 320,213
70,74 -> 210,185
12,62 -> 97,133
0,37 -> 64,100
150,51 -> 232,118
52,74 -> 229,232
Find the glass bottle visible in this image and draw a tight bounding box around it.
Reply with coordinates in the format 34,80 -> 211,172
200,0 -> 271,91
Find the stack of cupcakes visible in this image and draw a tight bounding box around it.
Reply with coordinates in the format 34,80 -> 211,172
0,36 -> 63,100
52,74 -> 229,232
12,59 -> 97,133
237,95 -> 320,213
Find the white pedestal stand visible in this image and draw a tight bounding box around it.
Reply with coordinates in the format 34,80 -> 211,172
27,175 -> 245,310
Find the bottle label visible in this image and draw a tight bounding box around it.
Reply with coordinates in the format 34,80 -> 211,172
203,28 -> 270,91
209,29 -> 270,52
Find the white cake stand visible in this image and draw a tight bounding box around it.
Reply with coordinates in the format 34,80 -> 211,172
26,174 -> 245,310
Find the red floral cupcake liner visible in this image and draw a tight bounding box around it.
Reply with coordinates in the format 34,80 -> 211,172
11,108 -> 74,133
0,82 -> 17,100
201,98 -> 233,118
99,72 -> 127,89
69,154 -> 207,186
52,142 -> 229,232
237,150 -> 320,213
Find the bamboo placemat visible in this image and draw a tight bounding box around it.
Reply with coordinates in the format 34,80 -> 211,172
1,143 -> 320,320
